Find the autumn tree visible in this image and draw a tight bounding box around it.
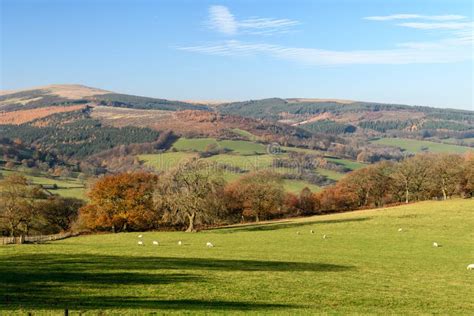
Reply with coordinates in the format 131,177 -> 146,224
79,172 -> 159,232
431,154 -> 464,200
460,153 -> 474,197
155,160 -> 226,232
392,155 -> 432,203
37,197 -> 85,233
339,161 -> 395,208
0,175 -> 43,236
229,171 -> 284,222
299,187 -> 315,215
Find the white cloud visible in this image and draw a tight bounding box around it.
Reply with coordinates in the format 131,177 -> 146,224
177,39 -> 472,65
364,14 -> 466,21
208,5 -> 299,35
208,5 -> 238,35
180,9 -> 473,66
397,21 -> 474,30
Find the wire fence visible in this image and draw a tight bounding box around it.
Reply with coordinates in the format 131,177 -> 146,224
0,232 -> 75,245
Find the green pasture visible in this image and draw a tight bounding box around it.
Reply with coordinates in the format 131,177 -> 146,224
372,137 -> 472,154
1,199 -> 473,314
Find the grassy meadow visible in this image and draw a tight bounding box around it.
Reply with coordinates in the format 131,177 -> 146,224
139,137 -> 349,193
0,168 -> 86,199
172,138 -> 267,155
1,199 -> 473,314
372,137 -> 472,154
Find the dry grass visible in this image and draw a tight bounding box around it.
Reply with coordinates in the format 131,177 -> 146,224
0,105 -> 87,125
0,84 -> 109,99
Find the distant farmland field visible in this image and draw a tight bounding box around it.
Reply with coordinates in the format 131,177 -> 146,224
0,168 -> 86,199
372,137 -> 472,154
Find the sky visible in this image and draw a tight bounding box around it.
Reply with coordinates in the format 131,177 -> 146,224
1,0 -> 473,110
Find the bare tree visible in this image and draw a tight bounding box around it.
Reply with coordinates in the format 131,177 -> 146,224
155,160 -> 226,232
0,175 -> 39,237
392,155 -> 432,203
432,154 -> 464,200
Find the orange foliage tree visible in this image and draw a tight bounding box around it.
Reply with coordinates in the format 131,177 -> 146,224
226,171 -> 285,222
79,172 -> 159,232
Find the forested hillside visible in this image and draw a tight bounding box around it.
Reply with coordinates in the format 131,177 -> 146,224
1,84 -> 472,182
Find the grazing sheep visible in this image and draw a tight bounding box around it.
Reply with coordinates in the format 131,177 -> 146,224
398,228 -> 403,232
323,234 -> 327,239
178,241 -> 182,246
137,241 -> 144,246
138,234 -> 143,238
296,231 -> 300,235
206,242 -> 214,248
152,241 -> 159,245
310,230 -> 314,234
433,242 -> 440,247
467,264 -> 474,270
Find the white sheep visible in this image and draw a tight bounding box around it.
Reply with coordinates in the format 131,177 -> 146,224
152,241 -> 159,245
433,242 -> 440,247
206,242 -> 214,248
398,228 -> 403,232
137,241 -> 144,246
323,234 -> 327,239
296,231 -> 300,235
310,230 -> 314,234
467,264 -> 474,270
138,234 -> 143,238
178,241 -> 182,246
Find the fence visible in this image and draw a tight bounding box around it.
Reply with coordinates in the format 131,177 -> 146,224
0,232 -> 75,245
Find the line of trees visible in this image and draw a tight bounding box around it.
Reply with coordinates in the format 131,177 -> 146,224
314,153 -> 473,213
0,175 -> 84,236
77,152 -> 473,233
2,153 -> 472,235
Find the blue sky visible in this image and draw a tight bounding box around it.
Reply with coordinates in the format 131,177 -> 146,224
1,0 -> 473,110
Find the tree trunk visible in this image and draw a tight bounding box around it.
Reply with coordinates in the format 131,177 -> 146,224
405,181 -> 409,204
9,223 -> 14,237
186,212 -> 196,232
255,213 -> 260,223
441,178 -> 447,200
111,225 -> 116,233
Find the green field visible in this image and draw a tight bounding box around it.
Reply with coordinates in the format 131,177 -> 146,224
173,138 -> 267,155
231,128 -> 259,141
0,168 -> 86,199
372,137 -> 472,154
204,154 -> 274,170
1,199 -> 472,314
139,152 -> 198,171
142,137 -> 350,193
325,157 -> 366,170
283,179 -> 321,193
441,137 -> 474,146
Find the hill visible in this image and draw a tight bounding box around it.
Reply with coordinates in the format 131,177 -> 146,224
1,199 -> 472,314
1,84 -> 472,178
0,84 -> 207,113
217,98 -> 474,139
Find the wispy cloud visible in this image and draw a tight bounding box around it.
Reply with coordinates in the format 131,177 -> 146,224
177,40 -> 471,65
364,14 -> 466,21
208,5 -> 299,35
397,21 -> 473,30
179,9 -> 473,66
208,5 -> 238,35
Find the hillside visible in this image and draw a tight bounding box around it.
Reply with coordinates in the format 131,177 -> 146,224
1,199 -> 472,314
1,84 -> 472,179
0,84 -> 207,113
217,98 -> 474,138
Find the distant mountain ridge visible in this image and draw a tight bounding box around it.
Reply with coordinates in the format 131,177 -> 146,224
1,84 -> 473,138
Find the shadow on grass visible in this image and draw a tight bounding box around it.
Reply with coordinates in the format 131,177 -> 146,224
217,217 -> 371,233
0,253 -> 351,311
